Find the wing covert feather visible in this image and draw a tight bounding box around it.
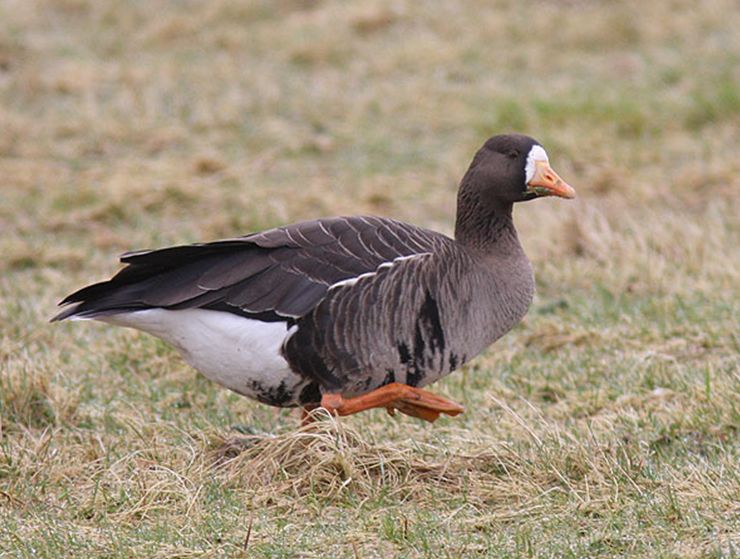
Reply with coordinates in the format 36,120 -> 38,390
53,216 -> 450,322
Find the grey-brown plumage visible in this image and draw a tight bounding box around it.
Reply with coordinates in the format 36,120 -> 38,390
285,232 -> 534,397
53,133 -> 575,413
53,215 -> 441,323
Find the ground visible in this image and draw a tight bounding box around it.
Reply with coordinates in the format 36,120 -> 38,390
1,0 -> 738,557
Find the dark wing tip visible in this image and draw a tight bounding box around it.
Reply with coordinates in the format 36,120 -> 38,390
49,303 -> 81,323
119,248 -> 154,263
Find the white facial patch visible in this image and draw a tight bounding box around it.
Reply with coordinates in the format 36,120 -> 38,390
524,145 -> 549,184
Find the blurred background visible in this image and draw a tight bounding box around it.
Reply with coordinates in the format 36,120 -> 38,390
1,0 -> 738,557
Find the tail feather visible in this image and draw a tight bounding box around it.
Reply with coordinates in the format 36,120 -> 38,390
51,242 -> 257,322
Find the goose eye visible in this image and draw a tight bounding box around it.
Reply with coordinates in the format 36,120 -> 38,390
507,149 -> 520,159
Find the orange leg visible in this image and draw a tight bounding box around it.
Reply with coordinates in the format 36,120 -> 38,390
321,382 -> 464,423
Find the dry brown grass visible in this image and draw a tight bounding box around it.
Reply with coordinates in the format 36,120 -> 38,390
1,0 -> 739,557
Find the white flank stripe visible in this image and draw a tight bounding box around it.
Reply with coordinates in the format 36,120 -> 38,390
329,271 -> 376,290
328,252 -> 431,291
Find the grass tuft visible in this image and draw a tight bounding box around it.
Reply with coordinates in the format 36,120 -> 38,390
0,369 -> 57,430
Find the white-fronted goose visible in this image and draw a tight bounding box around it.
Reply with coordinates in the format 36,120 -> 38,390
53,134 -> 575,422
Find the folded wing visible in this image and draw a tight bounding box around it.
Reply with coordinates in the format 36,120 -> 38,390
52,216 -> 449,323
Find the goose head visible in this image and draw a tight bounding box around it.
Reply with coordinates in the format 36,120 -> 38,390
463,134 -> 576,205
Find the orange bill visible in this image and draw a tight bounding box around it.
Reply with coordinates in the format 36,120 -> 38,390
527,160 -> 576,199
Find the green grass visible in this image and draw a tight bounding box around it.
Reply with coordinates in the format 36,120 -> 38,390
1,0 -> 739,557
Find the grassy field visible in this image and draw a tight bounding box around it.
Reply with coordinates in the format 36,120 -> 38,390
1,0 -> 738,557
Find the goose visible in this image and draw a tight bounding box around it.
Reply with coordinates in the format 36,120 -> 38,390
53,134 -> 575,423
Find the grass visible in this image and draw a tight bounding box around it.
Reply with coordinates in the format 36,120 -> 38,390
1,0 -> 738,557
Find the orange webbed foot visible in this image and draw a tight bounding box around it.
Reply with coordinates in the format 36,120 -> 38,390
321,383 -> 464,423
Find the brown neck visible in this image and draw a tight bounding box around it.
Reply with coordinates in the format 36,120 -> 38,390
454,188 -> 520,253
